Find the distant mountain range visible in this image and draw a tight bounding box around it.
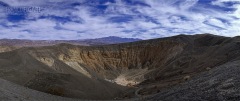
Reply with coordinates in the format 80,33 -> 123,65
0,36 -> 142,47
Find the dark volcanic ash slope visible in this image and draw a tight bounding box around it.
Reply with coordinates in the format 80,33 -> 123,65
148,60 -> 240,101
0,78 -> 80,101
0,34 -> 239,100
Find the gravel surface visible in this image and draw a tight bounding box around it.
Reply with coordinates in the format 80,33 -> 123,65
147,60 -> 240,101
0,78 -> 87,101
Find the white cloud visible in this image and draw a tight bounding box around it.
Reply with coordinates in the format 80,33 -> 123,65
179,0 -> 199,10
211,0 -> 240,7
206,18 -> 228,28
0,0 -> 239,40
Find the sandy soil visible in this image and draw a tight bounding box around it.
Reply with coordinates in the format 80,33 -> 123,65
114,75 -> 140,86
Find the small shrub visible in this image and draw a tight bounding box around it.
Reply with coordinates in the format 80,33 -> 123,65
47,87 -> 65,96
206,67 -> 211,71
183,75 -> 190,81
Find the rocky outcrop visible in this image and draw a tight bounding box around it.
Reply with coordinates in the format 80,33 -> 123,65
0,46 -> 18,53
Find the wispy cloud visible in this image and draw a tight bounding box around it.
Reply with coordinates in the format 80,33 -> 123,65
0,0 -> 239,40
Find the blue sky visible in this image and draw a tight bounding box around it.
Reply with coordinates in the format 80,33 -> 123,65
0,0 -> 239,40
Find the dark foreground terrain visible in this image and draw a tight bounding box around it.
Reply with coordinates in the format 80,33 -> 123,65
0,34 -> 240,101
146,60 -> 240,101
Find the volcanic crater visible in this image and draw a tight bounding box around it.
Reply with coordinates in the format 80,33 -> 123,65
0,34 -> 240,100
